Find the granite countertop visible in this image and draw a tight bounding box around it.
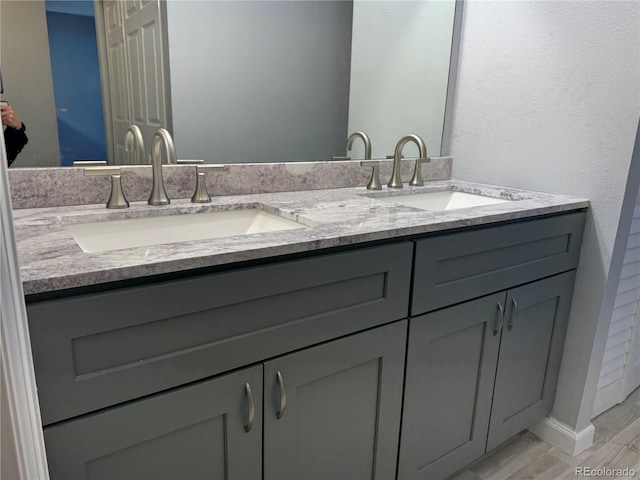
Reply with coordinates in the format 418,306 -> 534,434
13,180 -> 589,296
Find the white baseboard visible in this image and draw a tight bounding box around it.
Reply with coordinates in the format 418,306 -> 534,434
528,416 -> 595,457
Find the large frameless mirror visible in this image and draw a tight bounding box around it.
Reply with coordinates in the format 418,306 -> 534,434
1,0 -> 459,167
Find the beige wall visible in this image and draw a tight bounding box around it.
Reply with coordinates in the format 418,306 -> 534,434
1,0 -> 60,167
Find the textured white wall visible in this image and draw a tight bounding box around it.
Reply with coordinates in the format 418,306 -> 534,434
451,1 -> 639,431
348,0 -> 455,159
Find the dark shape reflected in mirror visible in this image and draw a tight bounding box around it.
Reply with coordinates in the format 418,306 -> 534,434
1,0 -> 458,168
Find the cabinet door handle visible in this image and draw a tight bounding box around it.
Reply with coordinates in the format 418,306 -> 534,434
494,301 -> 505,336
508,298 -> 519,331
244,383 -> 255,433
276,371 -> 287,419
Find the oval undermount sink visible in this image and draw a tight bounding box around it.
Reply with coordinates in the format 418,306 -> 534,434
64,208 -> 305,253
368,190 -> 512,211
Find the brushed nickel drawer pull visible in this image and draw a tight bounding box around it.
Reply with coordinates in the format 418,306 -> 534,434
494,301 -> 505,336
244,383 -> 255,433
508,298 -> 519,331
276,371 -> 287,419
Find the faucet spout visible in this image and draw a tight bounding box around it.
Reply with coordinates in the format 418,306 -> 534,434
148,128 -> 175,205
388,134 -> 427,189
124,125 -> 145,165
346,131 -> 372,160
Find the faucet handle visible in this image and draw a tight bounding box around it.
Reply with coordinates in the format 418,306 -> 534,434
74,160 -> 108,167
191,164 -> 228,203
332,156 -> 351,161
177,159 -> 205,164
409,158 -> 431,187
360,161 -> 382,190
197,164 -> 227,174
84,166 -> 130,209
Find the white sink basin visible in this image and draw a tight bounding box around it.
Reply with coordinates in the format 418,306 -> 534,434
65,208 -> 305,253
370,190 -> 512,211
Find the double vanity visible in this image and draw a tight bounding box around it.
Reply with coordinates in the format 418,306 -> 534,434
11,166 -> 589,480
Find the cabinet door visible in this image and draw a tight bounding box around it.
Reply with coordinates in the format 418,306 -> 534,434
398,292 -> 504,480
45,365 -> 262,480
487,271 -> 576,451
263,321 -> 407,480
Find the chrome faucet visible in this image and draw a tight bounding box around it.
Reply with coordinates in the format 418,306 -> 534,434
388,134 -> 428,189
124,125 -> 145,164
148,128 -> 175,205
346,131 -> 372,160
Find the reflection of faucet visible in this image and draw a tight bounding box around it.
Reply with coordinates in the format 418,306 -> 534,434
346,131 -> 372,160
344,131 -> 381,189
124,125 -> 145,164
388,134 -> 428,189
148,128 -> 175,205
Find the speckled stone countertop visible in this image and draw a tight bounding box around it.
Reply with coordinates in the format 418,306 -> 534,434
13,180 -> 589,296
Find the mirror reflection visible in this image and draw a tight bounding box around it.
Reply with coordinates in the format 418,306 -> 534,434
1,0 -> 456,168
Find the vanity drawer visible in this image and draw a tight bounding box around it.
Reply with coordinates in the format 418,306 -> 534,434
411,211 -> 585,316
28,242 -> 412,425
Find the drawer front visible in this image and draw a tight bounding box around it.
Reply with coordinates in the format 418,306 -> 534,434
28,242 -> 412,425
411,211 -> 585,315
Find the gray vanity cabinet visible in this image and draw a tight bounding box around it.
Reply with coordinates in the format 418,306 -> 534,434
397,293 -> 503,480
263,320 -> 407,480
44,365 -> 263,480
398,270 -> 576,480
27,210 -> 586,480
486,270 -> 576,451
28,242 -> 412,426
43,320 -> 407,480
31,242 -> 412,479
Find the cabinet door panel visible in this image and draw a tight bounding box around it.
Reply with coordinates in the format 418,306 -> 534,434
45,365 -> 262,480
487,271 -> 576,451
398,293 -> 503,480
263,321 -> 407,480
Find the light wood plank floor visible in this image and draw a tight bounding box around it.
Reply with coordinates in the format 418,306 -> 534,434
450,388 -> 640,480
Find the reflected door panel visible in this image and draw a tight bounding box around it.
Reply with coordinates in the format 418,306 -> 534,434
103,0 -> 169,164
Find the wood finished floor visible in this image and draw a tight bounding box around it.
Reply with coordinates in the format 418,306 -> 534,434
449,388 -> 640,480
